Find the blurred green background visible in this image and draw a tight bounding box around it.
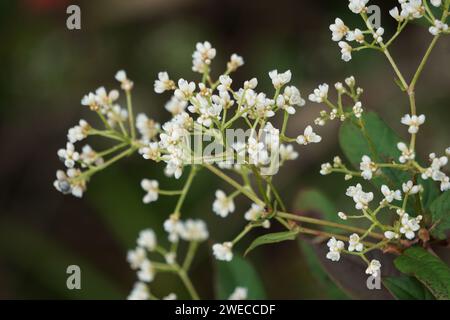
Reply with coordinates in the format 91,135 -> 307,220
0,0 -> 449,299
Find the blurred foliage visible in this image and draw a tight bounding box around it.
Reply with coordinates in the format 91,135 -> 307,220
1,0 -> 449,299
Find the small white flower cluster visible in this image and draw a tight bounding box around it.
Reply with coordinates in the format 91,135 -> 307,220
162,215 -> 209,244
331,0 -> 449,62
245,203 -> 271,229
320,156 -> 355,180
389,0 -> 448,35
326,235 -> 380,277
54,71 -> 141,197
342,181 -> 424,241
127,220 -> 208,299
346,183 -> 374,210
145,41 -> 317,180
212,241 -> 234,262
422,152 -> 450,191
310,76 -> 364,126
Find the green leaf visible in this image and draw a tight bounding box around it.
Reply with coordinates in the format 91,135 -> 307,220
429,190 -> 450,240
294,189 -> 342,233
394,247 -> 450,300
245,230 -> 299,256
299,241 -> 349,299
339,112 -> 439,212
383,276 -> 435,300
339,112 -> 408,188
215,255 -> 266,299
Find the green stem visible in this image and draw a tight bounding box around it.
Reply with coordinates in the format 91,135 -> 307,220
177,268 -> 200,300
409,35 -> 440,92
173,165 -> 198,217
126,91 -> 136,139
203,163 -> 265,206
276,211 -> 385,240
182,241 -> 199,271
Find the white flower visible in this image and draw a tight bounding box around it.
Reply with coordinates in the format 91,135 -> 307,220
141,179 -> 159,204
174,79 -> 196,101
247,137 -> 269,166
348,233 -> 363,252
320,162 -> 332,175
80,145 -> 103,167
326,237 -> 345,261
180,219 -> 209,242
213,190 -> 235,218
276,86 -> 305,114
163,293 -> 177,300
139,142 -> 161,161
228,287 -> 248,300
346,183 -> 374,210
296,126 -> 322,145
422,153 -> 449,190
308,83 -> 329,103
95,87 -> 119,108
348,0 -> 368,14
127,282 -> 149,300
402,180 -> 422,194
405,0 -> 425,19
401,114 -> 425,134
360,155 -> 377,180
400,213 -> 422,239
137,229 -> 157,251
389,7 -> 406,22
429,20 -> 448,36
67,119 -> 90,143
268,70 -> 292,88
330,18 -> 349,41
53,169 -> 86,198
106,105 -> 128,127
136,113 -> 160,141
338,212 -> 348,220
244,203 -> 265,222
227,54 -> 244,71
397,142 -> 415,163
346,28 -> 365,43
137,259 -> 155,283
351,101 -> 363,118
338,41 -> 352,62
365,259 -> 381,277
154,71 -> 175,93
57,142 -> 80,168
165,96 -> 187,115
213,242 -> 233,261
373,27 -> 384,43
192,41 -> 216,73
430,0 -> 442,6
381,185 -> 402,203
279,144 -> 299,161
115,70 -> 134,91
384,231 -> 399,240
127,247 -> 146,270
244,78 -> 258,89
164,216 -> 183,243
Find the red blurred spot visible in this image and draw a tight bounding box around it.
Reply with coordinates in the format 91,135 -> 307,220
23,0 -> 70,13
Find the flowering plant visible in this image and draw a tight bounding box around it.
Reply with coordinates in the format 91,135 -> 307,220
54,0 -> 450,300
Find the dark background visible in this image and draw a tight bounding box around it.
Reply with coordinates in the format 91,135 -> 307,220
0,0 -> 449,299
